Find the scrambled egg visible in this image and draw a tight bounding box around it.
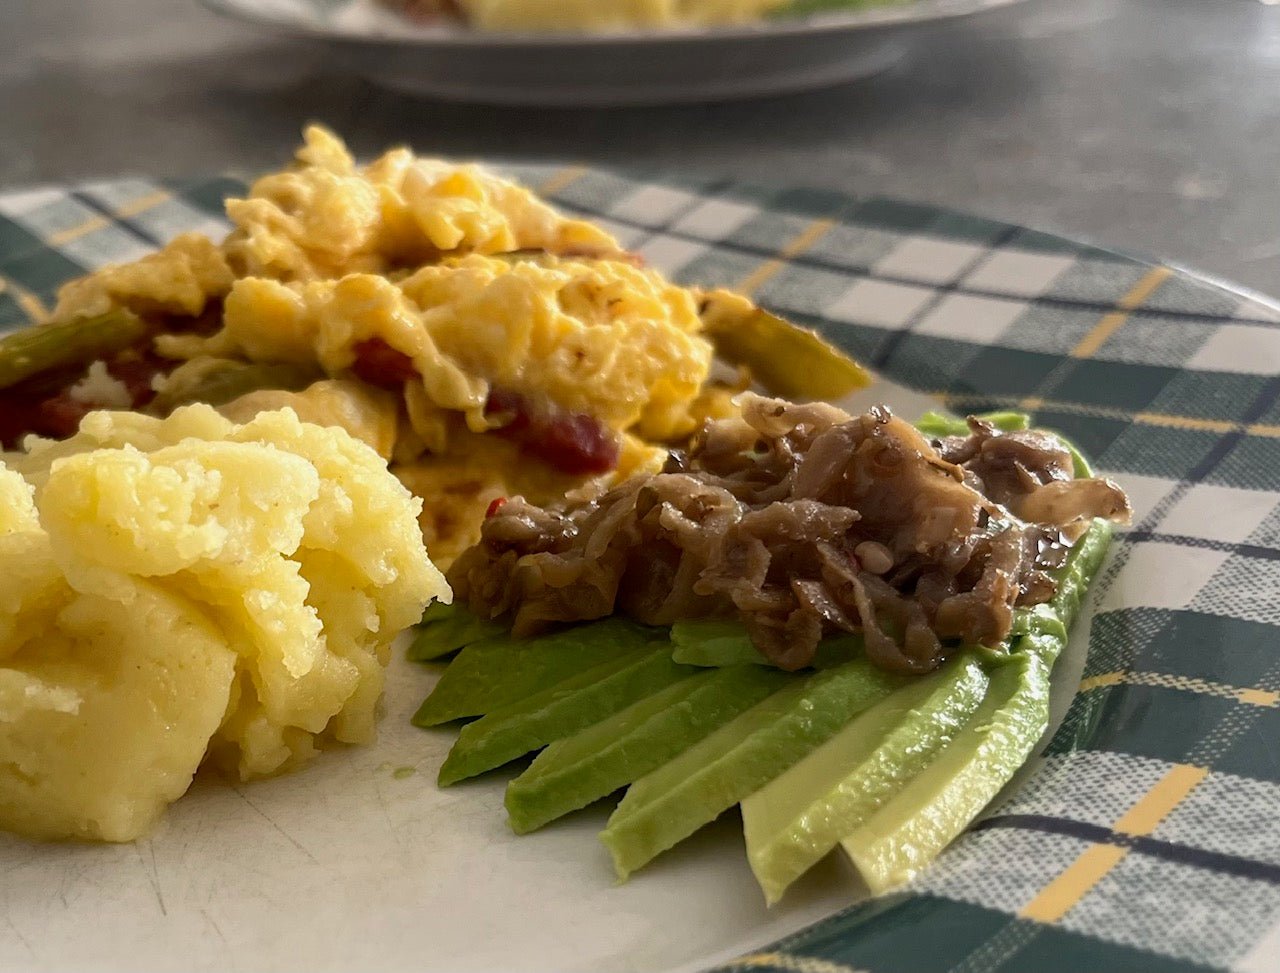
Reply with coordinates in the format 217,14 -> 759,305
172,253 -> 709,443
458,0 -> 789,30
45,126 -> 715,565
0,406 -> 447,841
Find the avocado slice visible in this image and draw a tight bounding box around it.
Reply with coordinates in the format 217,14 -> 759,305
411,618 -> 657,726
740,653 -> 990,905
505,665 -> 790,834
438,644 -> 693,786
914,410 -> 1094,478
407,605 -> 505,662
914,410 -> 1031,437
670,619 -> 861,670
1052,519 -> 1113,637
840,648 -> 1050,894
601,656 -> 906,879
827,519 -> 1111,895
670,619 -> 763,667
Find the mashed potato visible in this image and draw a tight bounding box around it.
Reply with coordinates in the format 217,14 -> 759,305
0,406 -> 447,841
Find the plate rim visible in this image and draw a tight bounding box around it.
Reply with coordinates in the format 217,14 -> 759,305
3,169 -> 1278,973
197,0 -> 1031,49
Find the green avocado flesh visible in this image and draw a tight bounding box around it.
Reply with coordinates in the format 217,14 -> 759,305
601,657 -> 906,879
914,410 -> 1031,437
411,618 -> 657,726
1053,519 -> 1114,635
407,604 -> 505,662
840,649 -> 1049,894
505,665 -> 791,834
410,408 -> 1115,901
670,619 -> 763,667
740,654 -> 990,904
438,645 -> 692,786
670,619 -> 861,669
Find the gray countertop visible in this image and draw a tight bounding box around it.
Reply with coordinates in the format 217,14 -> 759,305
4,0 -> 1279,294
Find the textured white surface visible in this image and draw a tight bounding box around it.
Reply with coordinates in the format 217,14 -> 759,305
0,645 -> 860,973
0,378 -> 1096,973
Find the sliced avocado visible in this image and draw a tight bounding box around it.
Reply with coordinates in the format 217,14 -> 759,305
670,619 -> 762,667
411,618 -> 657,727
670,619 -> 861,670
741,654 -> 990,905
438,644 -> 692,786
407,606 -> 505,662
840,648 -> 1050,894
1052,519 -> 1114,637
601,657 -> 906,879
914,410 -> 1031,438
505,665 -> 790,835
1009,603 -> 1067,644
420,601 -> 458,625
913,411 -> 1093,477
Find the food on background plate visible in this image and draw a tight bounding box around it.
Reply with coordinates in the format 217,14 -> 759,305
415,402 -> 1129,901
378,0 -> 910,32
0,406 -> 446,841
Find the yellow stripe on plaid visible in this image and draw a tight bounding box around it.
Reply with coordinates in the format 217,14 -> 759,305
1020,843 -> 1129,924
1070,266 -> 1173,359
737,219 -> 836,295
537,165 -> 587,198
728,952 -> 869,973
45,189 -> 172,247
1078,670 -> 1280,707
0,273 -> 49,322
1113,764 -> 1208,835
1019,764 -> 1207,924
939,390 -> 1280,441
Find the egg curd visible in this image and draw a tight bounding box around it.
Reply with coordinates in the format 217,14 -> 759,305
0,406 -> 446,841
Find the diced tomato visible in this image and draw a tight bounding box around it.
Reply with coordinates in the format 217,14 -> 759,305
531,412 -> 619,475
484,388 -> 619,476
485,497 -> 508,518
107,351 -> 168,408
0,392 -> 50,448
483,388 -> 531,433
0,349 -> 170,447
351,338 -> 418,388
37,394 -> 96,439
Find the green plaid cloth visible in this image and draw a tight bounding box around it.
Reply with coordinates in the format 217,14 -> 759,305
2,170 -> 1278,973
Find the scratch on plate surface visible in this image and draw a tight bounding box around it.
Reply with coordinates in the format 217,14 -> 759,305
232,786 -> 319,864
2,913 -> 36,960
201,907 -> 236,969
136,840 -> 167,916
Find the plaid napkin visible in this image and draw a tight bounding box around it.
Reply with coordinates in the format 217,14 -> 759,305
2,169 -> 1278,973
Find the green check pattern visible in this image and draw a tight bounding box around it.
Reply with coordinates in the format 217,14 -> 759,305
2,169 -> 1279,973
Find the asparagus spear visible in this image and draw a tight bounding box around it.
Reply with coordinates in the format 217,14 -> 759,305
152,359 -> 320,413
0,310 -> 146,390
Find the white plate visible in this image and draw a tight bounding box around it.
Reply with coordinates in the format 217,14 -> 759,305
0,373 -> 1093,973
197,0 -> 1032,105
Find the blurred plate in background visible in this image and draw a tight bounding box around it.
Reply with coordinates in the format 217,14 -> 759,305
198,0 -> 1032,105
